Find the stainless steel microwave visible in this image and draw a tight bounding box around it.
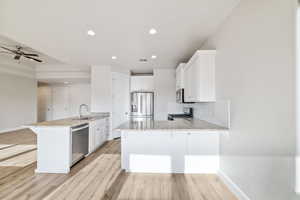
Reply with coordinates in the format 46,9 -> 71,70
176,88 -> 194,103
176,89 -> 185,103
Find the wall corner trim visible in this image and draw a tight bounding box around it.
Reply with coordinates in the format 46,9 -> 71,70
218,170 -> 251,200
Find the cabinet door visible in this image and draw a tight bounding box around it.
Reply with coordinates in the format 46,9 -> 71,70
190,61 -> 202,102
183,65 -> 191,102
176,67 -> 181,90
188,65 -> 196,102
104,120 -> 109,141
186,132 -> 219,173
198,54 -> 215,101
94,125 -> 102,148
88,121 -> 97,153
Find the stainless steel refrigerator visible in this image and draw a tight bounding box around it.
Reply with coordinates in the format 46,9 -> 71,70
130,92 -> 154,119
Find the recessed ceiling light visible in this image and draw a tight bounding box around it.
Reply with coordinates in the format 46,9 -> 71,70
151,55 -> 157,59
112,56 -> 117,60
87,30 -> 96,36
149,28 -> 157,35
64,82 -> 69,84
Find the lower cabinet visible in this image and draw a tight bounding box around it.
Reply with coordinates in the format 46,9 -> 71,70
89,118 -> 109,153
121,131 -> 220,174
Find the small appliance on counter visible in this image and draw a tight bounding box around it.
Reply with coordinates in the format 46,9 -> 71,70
168,107 -> 193,121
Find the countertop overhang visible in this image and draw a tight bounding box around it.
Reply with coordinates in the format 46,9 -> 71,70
116,118 -> 228,132
26,113 -> 110,128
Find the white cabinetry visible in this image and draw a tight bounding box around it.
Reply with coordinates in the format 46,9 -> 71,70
130,75 -> 154,92
89,118 -> 109,153
175,63 -> 185,90
184,50 -> 216,102
121,130 -> 220,173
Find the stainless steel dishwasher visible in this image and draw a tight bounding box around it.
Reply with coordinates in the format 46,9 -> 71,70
71,123 -> 89,165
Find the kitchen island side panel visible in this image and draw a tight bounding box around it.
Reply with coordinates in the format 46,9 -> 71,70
34,127 -> 71,173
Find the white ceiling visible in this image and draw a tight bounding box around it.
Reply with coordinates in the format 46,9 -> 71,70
0,0 -> 239,72
0,35 -> 61,67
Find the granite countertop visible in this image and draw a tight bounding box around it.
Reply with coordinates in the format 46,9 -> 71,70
116,118 -> 228,132
27,113 -> 110,128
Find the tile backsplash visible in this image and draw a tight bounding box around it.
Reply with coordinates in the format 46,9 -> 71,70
183,100 -> 230,128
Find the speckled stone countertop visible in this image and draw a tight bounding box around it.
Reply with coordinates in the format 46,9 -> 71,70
27,113 -> 110,128
116,118 -> 228,132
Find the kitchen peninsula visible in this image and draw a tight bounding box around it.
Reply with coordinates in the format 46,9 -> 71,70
27,113 -> 110,173
117,118 -> 228,174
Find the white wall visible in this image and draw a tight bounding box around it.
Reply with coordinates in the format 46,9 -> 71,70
36,64 -> 90,83
0,72 -> 37,132
68,83 -> 91,116
37,83 -> 91,121
91,66 -> 112,113
200,0 -> 298,199
153,69 -> 182,120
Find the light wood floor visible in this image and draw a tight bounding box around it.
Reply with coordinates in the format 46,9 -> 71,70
0,129 -> 237,200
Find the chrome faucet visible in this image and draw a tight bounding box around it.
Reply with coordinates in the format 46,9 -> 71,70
79,104 -> 89,119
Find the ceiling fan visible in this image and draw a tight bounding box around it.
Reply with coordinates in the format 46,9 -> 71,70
0,45 -> 43,63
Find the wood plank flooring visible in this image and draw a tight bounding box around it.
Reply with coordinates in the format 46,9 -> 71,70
0,128 -> 237,200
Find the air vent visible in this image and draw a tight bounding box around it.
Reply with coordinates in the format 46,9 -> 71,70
139,58 -> 148,62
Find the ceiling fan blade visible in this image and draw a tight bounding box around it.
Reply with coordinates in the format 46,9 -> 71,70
0,51 -> 13,55
23,53 -> 39,57
1,46 -> 17,54
24,56 -> 43,63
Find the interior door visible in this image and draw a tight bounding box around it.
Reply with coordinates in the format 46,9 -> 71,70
52,86 -> 70,120
37,86 -> 53,122
112,72 -> 130,138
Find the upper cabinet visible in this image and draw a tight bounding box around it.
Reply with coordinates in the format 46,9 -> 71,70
183,50 -> 216,102
130,75 -> 154,92
175,63 -> 185,90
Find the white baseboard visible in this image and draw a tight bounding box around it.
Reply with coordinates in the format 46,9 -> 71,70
218,170 -> 251,200
0,127 -> 25,134
35,168 -> 70,174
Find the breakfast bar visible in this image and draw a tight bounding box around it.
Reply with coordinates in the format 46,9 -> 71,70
116,118 -> 228,174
